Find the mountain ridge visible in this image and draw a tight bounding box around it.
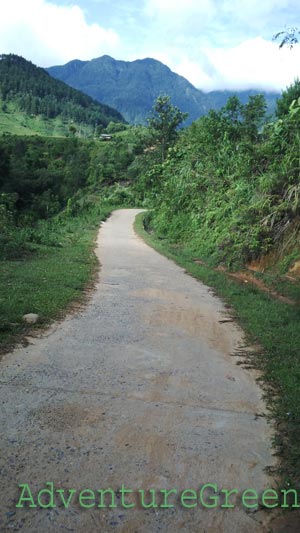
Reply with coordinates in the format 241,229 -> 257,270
47,55 -> 281,125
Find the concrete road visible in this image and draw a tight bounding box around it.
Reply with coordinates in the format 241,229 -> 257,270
0,209 -> 278,532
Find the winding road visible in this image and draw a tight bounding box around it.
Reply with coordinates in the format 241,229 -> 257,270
0,209 -> 278,532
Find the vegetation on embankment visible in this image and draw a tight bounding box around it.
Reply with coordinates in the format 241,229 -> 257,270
0,203 -> 113,354
0,128 -> 151,353
133,84 -> 300,488
135,211 -> 300,487
138,88 -> 300,275
0,131 -> 147,259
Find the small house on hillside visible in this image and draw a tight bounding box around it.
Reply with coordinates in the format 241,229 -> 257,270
100,134 -> 113,141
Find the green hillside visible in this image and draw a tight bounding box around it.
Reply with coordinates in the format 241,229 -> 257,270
0,54 -> 125,136
47,55 -> 280,125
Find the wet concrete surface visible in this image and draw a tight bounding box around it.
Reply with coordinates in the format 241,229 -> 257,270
0,209 -> 285,532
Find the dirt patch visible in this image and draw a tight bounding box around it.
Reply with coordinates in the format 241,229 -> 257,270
193,258 -> 208,266
288,260 -> 300,280
29,403 -> 106,432
247,251 -> 280,273
227,271 -> 296,305
268,510 -> 300,532
147,304 -> 238,355
193,258 -> 297,305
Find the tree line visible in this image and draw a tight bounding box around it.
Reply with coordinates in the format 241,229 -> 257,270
137,82 -> 300,267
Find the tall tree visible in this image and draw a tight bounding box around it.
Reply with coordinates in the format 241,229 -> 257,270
241,95 -> 267,142
147,95 -> 188,161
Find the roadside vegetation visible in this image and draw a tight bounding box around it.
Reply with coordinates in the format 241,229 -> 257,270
0,203 -> 112,353
140,89 -> 300,270
135,213 -> 300,488
132,83 -> 300,488
0,128 -> 152,353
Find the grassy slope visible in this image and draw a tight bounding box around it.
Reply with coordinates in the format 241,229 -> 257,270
0,100 -> 94,137
0,205 -> 113,354
134,212 -> 300,488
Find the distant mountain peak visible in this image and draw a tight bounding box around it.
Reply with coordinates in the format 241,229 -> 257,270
94,55 -> 115,62
47,56 -> 280,125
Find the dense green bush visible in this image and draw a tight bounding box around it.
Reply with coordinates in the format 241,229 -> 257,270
0,127 -> 148,259
143,87 -> 300,267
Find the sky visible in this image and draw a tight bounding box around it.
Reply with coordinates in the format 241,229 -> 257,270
1,0 -> 300,92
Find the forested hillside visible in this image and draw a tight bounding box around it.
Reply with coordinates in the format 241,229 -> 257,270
0,54 -> 125,136
47,55 -> 280,125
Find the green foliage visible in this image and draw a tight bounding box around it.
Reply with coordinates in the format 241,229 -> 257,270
240,94 -> 267,141
0,136 -> 89,220
144,87 -> 300,268
99,184 -> 136,206
0,194 -> 28,259
147,95 -> 188,161
0,127 -> 148,259
0,54 -> 125,134
105,121 -> 128,133
0,130 -> 146,218
276,78 -> 300,117
0,201 -> 114,351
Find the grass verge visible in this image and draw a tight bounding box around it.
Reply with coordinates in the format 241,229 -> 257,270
134,212 -> 300,488
0,204 -> 114,355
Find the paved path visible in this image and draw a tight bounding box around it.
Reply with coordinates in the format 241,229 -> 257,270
0,209 -> 276,532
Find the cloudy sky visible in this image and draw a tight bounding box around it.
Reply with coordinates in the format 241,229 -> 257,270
1,0 -> 300,92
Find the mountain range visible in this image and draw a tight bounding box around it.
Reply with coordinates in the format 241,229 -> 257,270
47,55 -> 281,125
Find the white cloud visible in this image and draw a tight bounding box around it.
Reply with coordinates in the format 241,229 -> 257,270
145,0 -> 214,16
220,0 -> 298,25
125,31 -> 300,93
1,0 -> 300,93
144,0 -> 300,48
0,0 -> 120,66
143,0 -> 300,91
144,0 -> 216,33
205,38 -> 300,91
172,58 -> 215,89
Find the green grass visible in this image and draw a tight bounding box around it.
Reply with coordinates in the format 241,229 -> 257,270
135,212 -> 300,488
0,205 -> 113,353
0,100 -> 94,137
